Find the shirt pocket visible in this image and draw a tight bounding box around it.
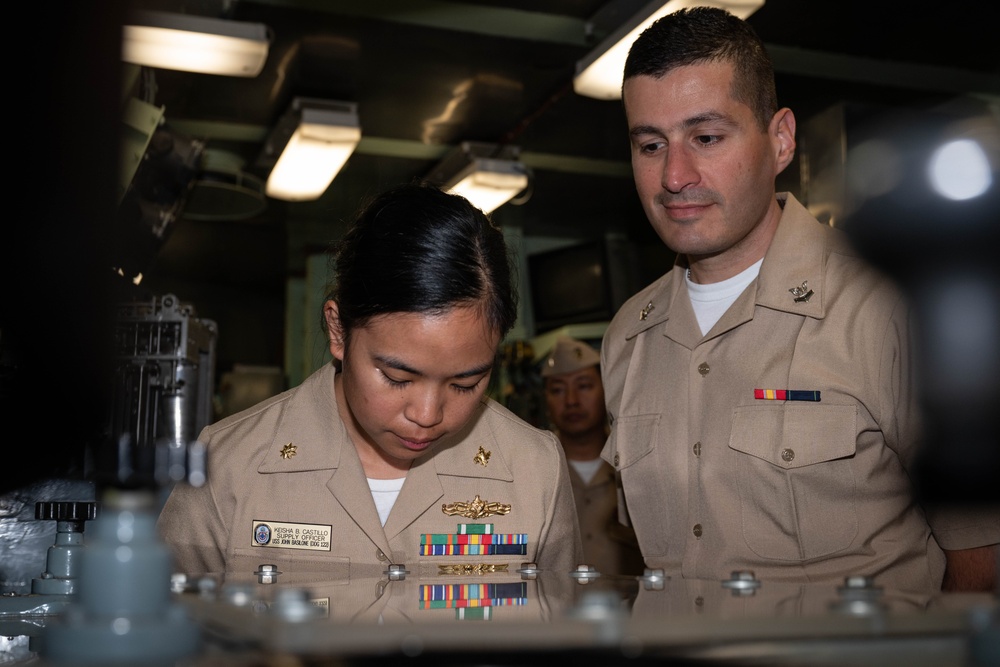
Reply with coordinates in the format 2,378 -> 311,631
606,414 -> 663,555
229,547 -> 352,580
729,404 -> 858,561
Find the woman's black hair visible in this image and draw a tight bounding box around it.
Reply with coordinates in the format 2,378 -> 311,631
325,182 -> 518,342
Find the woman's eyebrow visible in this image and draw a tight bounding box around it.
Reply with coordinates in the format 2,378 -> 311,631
454,362 -> 495,379
376,355 -> 421,375
375,355 -> 494,379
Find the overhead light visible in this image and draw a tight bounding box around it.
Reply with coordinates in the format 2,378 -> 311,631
427,142 -> 530,214
260,98 -> 361,202
122,10 -> 270,77
573,0 -> 765,100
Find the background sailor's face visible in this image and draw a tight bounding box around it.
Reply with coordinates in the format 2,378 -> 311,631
544,365 -> 606,438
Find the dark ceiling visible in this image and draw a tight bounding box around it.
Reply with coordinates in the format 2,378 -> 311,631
26,0 -> 1000,380
121,0 -> 998,374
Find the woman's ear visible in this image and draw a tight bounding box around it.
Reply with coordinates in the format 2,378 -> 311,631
324,300 -> 345,361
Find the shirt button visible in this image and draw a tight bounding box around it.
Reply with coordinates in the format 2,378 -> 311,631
693,524 -> 702,538
613,453 -> 620,466
781,448 -> 795,462
692,442 -> 701,457
698,362 -> 710,376
376,549 -> 388,562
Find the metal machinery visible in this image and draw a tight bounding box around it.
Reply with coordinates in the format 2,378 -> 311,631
104,292 -> 216,488
0,292 -> 216,665
7,560 -> 999,666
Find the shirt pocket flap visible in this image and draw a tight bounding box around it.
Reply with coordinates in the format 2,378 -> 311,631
607,413 -> 660,468
729,404 -> 857,469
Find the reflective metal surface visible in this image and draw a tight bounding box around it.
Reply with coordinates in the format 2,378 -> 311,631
158,565 -> 998,666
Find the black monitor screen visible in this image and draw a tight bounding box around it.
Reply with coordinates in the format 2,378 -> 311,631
528,241 -> 613,333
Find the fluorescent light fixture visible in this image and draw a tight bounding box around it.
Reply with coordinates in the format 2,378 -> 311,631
261,98 -> 361,201
573,0 -> 765,100
429,142 -> 530,214
122,10 -> 270,77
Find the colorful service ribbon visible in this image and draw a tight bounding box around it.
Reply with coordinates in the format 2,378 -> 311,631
419,535 -> 527,556
457,523 -> 493,534
754,389 -> 821,402
419,582 -> 528,609
420,524 -> 528,556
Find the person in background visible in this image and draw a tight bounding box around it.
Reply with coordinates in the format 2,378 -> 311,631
542,335 -> 644,576
601,6 -> 998,593
158,183 -> 582,577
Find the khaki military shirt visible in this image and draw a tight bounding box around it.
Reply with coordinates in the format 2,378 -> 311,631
158,363 -> 583,578
568,461 -> 644,576
600,193 -> 999,594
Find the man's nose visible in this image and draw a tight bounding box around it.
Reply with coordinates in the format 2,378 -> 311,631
662,146 -> 699,193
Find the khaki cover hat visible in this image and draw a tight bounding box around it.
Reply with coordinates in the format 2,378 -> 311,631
540,336 -> 600,377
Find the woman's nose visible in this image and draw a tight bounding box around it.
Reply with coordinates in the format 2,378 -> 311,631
404,388 -> 444,428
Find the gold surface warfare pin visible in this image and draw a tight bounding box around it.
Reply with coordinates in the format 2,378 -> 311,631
442,495 -> 511,519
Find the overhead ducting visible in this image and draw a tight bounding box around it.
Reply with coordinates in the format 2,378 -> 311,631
181,149 -> 267,221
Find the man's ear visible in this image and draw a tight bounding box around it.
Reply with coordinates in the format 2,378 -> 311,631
324,300 -> 345,361
771,107 -> 797,176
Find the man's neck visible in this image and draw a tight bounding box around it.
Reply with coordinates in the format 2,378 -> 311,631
559,430 -> 606,461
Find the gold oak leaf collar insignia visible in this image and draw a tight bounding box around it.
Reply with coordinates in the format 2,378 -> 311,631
279,443 -> 297,459
473,446 -> 491,467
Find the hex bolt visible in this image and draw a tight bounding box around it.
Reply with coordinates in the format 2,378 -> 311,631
254,564 -> 281,584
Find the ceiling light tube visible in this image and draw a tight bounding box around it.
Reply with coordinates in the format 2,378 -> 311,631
263,99 -> 361,202
122,10 -> 270,77
430,142 -> 529,214
573,0 -> 765,100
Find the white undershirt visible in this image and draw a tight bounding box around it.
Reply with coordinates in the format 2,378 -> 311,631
569,457 -> 603,484
367,477 -> 405,526
686,259 -> 763,335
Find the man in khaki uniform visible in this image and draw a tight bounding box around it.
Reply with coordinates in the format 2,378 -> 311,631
541,336 -> 643,576
602,7 -> 998,594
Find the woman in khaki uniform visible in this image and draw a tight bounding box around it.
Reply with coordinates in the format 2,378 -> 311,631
157,184 -> 583,578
